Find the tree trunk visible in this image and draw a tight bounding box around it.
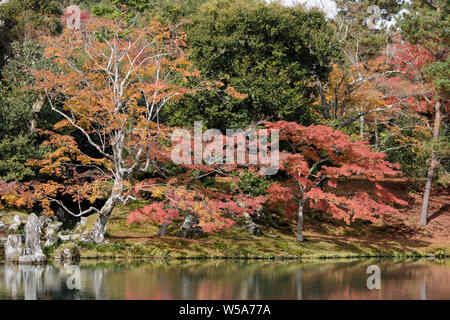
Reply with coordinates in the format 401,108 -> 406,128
374,118 -> 379,149
297,200 -> 305,242
30,94 -> 45,132
359,109 -> 365,139
316,77 -> 330,120
88,195 -> 118,244
420,102 -> 442,226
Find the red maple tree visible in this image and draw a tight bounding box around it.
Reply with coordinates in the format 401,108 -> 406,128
264,121 -> 408,241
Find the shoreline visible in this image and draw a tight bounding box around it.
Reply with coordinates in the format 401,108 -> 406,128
1,253 -> 449,265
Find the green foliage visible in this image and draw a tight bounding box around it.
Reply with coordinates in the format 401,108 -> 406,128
0,39 -> 59,181
162,0 -> 340,130
90,0 -> 209,23
399,0 -> 449,58
399,0 -> 449,187
0,135 -> 38,181
333,0 -> 404,65
237,170 -> 271,196
399,0 -> 449,100
423,59 -> 450,99
0,0 -> 63,68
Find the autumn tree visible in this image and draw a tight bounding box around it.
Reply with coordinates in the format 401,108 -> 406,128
125,125 -> 273,236
318,0 -> 404,134
399,0 -> 449,225
126,176 -> 266,235
265,121 -> 407,242
12,15 -> 197,243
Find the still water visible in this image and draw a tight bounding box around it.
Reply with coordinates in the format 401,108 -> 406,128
0,259 -> 449,300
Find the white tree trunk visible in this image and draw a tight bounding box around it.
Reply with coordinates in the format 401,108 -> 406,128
297,200 -> 306,242
88,194 -> 119,244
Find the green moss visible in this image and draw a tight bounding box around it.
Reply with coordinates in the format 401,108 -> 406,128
52,242 -> 81,260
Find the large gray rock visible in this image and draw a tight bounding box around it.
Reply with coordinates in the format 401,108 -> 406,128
9,215 -> 22,231
5,235 -> 23,262
55,207 -> 66,222
45,221 -> 63,239
243,213 -> 262,236
19,213 -> 47,264
178,214 -> 203,238
24,213 -> 42,256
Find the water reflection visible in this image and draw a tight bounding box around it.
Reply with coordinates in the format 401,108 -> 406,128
0,259 -> 449,300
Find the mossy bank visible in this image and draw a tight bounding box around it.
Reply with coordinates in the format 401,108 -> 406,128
1,199 -> 449,262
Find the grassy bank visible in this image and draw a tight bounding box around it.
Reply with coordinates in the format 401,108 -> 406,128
56,201 -> 450,260
1,195 -> 449,262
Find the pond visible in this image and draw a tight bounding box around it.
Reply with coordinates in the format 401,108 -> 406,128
0,259 -> 449,300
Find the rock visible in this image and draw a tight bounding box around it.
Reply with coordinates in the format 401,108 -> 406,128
78,235 -> 89,243
75,217 -> 88,230
24,213 -> 42,256
0,221 -> 6,229
55,207 -> 65,222
178,214 -> 203,239
73,217 -> 89,236
247,223 -> 262,236
242,212 -> 262,236
9,215 -> 22,231
44,237 -> 59,248
58,233 -> 81,241
22,213 -> 47,264
5,235 -> 23,262
53,243 -> 80,262
82,214 -> 98,235
4,215 -> 47,264
45,221 -> 63,239
55,207 -> 78,229
157,222 -> 170,236
18,253 -> 47,264
38,215 -> 52,229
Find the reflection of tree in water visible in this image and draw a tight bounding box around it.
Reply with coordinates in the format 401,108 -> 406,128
106,260 -> 356,299
0,259 -> 448,299
0,263 -> 107,300
103,259 -> 449,300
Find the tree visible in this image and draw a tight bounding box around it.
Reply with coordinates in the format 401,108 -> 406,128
333,0 -> 404,64
318,0 -> 405,133
0,39 -> 59,181
163,0 -> 340,130
265,121 -> 407,241
0,0 -> 63,70
399,0 -> 449,225
126,178 -> 266,234
9,15 -> 196,243
125,125 -> 271,235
